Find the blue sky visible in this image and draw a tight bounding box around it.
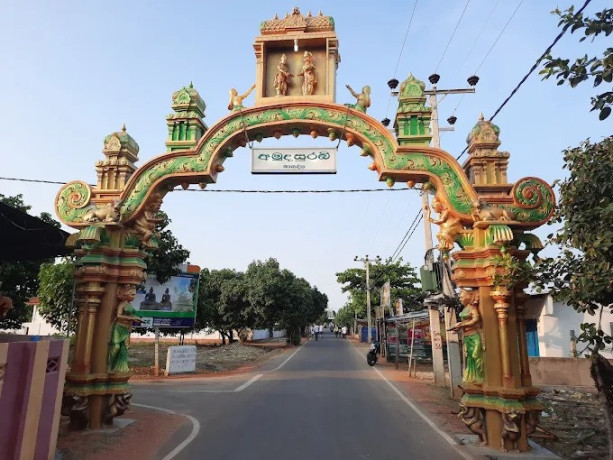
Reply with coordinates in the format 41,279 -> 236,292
1,1 -> 609,311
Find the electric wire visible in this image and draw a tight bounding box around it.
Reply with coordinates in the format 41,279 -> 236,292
393,215 -> 423,262
0,176 -> 418,194
434,0 -> 472,74
488,0 -> 592,122
456,0 -> 591,161
473,0 -> 524,75
385,0 -> 420,118
391,210 -> 423,261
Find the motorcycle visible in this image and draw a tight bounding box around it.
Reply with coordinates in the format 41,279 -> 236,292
366,340 -> 380,366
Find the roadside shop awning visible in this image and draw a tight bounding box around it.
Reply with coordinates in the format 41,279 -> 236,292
0,202 -> 70,261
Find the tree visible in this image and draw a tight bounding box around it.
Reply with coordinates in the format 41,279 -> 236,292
0,194 -> 60,330
197,268 -> 253,344
336,257 -> 422,322
144,211 -> 190,283
540,6 -> 613,120
37,259 -> 76,334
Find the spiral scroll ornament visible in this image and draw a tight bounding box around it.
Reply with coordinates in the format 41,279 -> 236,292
56,181 -> 92,225
510,177 -> 555,224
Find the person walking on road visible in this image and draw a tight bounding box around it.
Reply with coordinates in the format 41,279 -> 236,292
334,325 -> 339,338
341,325 -> 348,339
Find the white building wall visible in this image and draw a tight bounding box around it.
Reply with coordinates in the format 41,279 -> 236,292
20,305 -> 63,336
526,294 -> 613,359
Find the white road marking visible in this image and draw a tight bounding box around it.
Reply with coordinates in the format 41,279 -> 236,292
132,403 -> 200,460
352,346 -> 473,460
270,342 -> 307,372
234,373 -> 263,392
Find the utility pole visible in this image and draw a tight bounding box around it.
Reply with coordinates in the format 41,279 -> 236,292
423,74 -> 476,397
354,255 -> 381,343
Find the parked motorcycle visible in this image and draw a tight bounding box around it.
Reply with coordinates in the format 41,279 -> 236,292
366,340 -> 380,366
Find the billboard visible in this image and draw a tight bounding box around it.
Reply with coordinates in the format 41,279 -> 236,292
134,266 -> 199,329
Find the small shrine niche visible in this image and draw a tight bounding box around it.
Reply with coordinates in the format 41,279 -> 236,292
253,7 -> 340,105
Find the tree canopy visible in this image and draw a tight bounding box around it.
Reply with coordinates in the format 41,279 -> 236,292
540,6 -> 613,120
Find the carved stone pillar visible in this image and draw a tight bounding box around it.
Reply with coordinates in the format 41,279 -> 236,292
490,287 -> 513,388
514,291 -> 532,386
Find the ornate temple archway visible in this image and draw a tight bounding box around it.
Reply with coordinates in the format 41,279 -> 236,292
55,8 -> 554,452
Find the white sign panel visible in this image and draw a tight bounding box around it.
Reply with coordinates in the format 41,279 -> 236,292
165,345 -> 197,375
252,148 -> 336,174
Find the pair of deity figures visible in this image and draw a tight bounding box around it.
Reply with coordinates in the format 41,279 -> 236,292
274,51 -> 317,96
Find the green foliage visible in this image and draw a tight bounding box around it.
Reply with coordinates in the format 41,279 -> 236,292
335,257 -> 421,322
196,258 -> 326,343
144,211 -> 190,283
492,247 -> 534,290
37,260 -> 76,333
535,136 -> 613,350
540,7 -> 613,120
0,194 -> 61,330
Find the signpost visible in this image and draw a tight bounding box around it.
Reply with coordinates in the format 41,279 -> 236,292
165,345 -> 197,376
251,147 -> 336,174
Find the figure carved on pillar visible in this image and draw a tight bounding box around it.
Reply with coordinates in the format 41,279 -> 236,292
61,394 -> 89,430
458,404 -> 488,446
424,195 -> 462,253
274,54 -> 293,96
105,392 -> 133,425
108,284 -> 142,374
501,411 -> 522,452
132,190 -> 164,243
345,84 -> 371,112
449,289 -> 484,385
297,51 -> 317,95
228,84 -> 256,111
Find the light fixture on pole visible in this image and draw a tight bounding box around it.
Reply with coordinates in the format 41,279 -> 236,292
354,255 -> 381,344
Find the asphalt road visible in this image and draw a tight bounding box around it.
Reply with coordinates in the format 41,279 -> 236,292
133,333 -> 464,460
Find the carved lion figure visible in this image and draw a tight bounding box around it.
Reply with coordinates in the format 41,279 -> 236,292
458,404 -> 488,446
471,199 -> 515,222
82,200 -> 121,223
501,411 -> 522,452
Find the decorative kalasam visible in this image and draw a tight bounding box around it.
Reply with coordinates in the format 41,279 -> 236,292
274,54 -> 293,96
448,289 -> 484,384
346,84 -> 371,112
108,284 -> 142,374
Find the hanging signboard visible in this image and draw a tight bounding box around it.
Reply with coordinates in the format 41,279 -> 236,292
133,265 -> 200,329
251,147 -> 336,174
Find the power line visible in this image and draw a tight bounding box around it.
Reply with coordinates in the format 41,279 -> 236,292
386,0 -> 420,119
473,0 -> 524,75
393,214 -> 423,262
391,210 -> 421,260
434,0 -> 472,74
0,176 -> 418,194
489,0 -> 592,122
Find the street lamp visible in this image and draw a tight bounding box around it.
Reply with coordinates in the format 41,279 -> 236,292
354,255 -> 381,343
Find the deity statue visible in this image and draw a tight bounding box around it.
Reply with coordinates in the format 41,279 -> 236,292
346,84 -> 371,112
297,51 -> 317,95
424,195 -> 462,252
274,54 -> 293,96
108,284 -> 142,374
448,289 -> 484,384
228,84 -> 256,110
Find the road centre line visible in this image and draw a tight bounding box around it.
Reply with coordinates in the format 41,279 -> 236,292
132,403 -> 200,460
351,347 -> 472,460
234,373 -> 263,392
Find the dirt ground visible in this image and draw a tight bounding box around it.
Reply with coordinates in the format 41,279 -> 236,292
127,339 -> 288,376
